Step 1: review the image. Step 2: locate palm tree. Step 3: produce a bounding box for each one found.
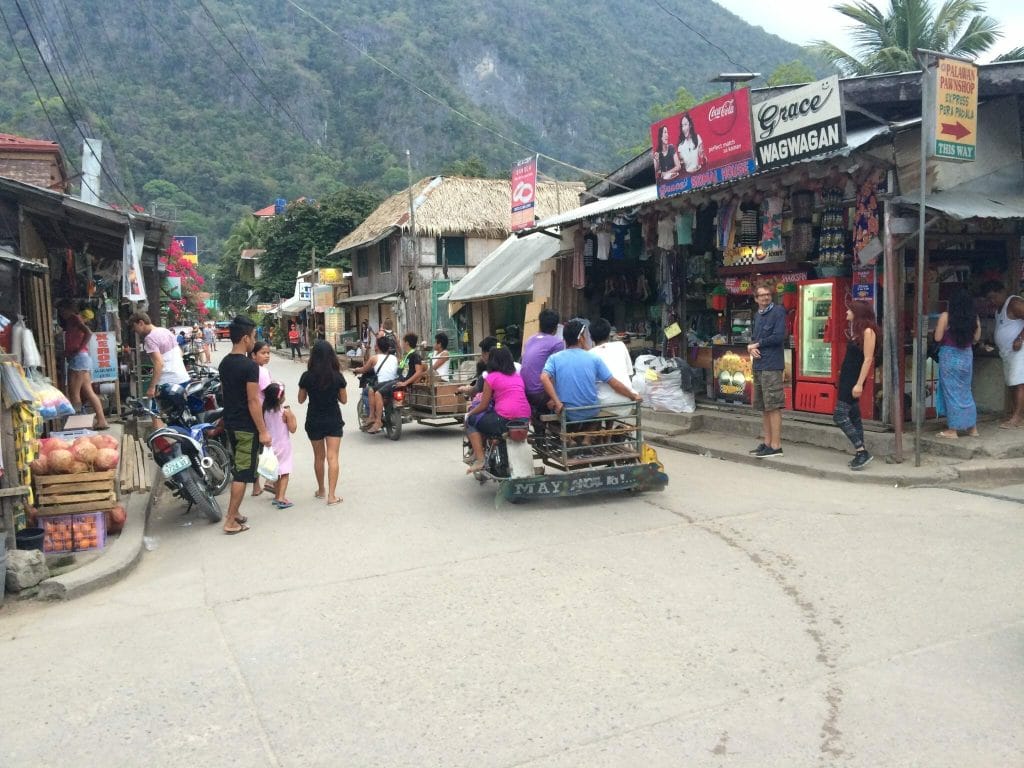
[811,0,1003,75]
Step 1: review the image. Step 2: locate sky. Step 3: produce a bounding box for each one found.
[714,0,1024,65]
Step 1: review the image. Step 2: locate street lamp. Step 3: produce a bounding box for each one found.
[711,72,760,91]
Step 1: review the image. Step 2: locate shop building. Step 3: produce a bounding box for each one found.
[526,62,1024,457]
[328,176,582,346]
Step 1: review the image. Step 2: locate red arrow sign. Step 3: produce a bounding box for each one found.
[940,121,971,140]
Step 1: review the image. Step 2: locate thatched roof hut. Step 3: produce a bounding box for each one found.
[329,176,583,256]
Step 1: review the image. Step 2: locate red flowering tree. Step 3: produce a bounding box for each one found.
[164,239,209,325]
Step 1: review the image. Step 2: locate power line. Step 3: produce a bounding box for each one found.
[12,0,135,206]
[195,0,314,145]
[652,0,754,74]
[282,0,632,191]
[0,3,112,207]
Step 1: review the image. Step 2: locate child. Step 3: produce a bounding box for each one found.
[262,382,297,508]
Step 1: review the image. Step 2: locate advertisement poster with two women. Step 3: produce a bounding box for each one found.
[650,89,756,199]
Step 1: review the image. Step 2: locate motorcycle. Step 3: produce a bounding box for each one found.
[125,398,224,522]
[357,376,404,441]
[466,418,532,481]
[136,383,232,496]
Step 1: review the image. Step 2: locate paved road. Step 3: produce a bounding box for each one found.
[2,349,1022,767]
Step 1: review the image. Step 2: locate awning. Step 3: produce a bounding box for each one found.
[0,245,48,273]
[336,291,399,305]
[277,296,310,315]
[533,186,658,230]
[446,232,560,303]
[894,162,1024,220]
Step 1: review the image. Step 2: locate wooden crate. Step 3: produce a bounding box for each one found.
[34,470,117,516]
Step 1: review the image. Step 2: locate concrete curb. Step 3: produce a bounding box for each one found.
[648,434,961,487]
[37,470,161,601]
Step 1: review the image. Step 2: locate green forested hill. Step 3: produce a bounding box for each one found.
[0,0,816,257]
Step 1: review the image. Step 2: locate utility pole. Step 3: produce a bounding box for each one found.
[310,245,317,344]
[406,149,419,334]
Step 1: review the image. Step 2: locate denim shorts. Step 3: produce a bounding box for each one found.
[67,351,92,371]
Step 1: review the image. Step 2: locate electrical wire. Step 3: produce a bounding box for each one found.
[12,0,135,206]
[0,3,113,208]
[282,0,632,191]
[195,0,314,145]
[652,0,754,74]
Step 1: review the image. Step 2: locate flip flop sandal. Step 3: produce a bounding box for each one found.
[327,498,343,506]
[236,516,248,524]
[224,524,250,535]
[274,500,294,509]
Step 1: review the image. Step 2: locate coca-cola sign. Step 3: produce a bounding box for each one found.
[753,76,846,170]
[650,89,756,199]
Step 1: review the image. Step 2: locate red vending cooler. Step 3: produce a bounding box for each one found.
[794,278,875,419]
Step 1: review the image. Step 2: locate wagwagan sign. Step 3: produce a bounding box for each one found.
[753,76,846,170]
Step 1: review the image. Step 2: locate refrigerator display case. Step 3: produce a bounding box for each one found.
[795,278,874,418]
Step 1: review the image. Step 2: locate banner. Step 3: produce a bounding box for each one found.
[928,57,977,161]
[88,331,117,383]
[313,284,334,311]
[122,225,146,301]
[173,236,199,265]
[510,156,538,231]
[650,89,756,199]
[753,76,845,170]
[161,276,182,299]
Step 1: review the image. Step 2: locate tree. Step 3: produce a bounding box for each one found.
[811,0,1003,75]
[215,215,268,313]
[767,60,817,86]
[163,239,209,325]
[254,188,381,300]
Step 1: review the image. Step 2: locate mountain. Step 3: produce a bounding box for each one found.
[0,0,817,257]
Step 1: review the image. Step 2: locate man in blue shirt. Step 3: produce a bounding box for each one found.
[748,284,788,457]
[541,319,640,425]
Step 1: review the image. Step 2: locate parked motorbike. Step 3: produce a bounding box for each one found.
[131,382,232,494]
[125,398,224,522]
[357,376,404,441]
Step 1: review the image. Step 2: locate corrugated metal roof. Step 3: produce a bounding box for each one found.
[895,161,1024,220]
[447,232,560,302]
[336,291,399,305]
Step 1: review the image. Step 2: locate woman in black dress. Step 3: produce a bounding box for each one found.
[834,301,878,470]
[297,340,348,504]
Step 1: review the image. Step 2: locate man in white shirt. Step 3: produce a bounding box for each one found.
[129,311,191,398]
[588,318,636,407]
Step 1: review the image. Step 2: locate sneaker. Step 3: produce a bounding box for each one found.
[755,446,784,458]
[850,451,873,470]
[748,442,767,454]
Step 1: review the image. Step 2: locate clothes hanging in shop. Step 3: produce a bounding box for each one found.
[657,214,675,250]
[739,202,760,246]
[596,229,612,261]
[760,196,783,253]
[583,232,597,267]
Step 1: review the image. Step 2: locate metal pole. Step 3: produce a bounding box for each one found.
[406,149,417,334]
[311,246,317,343]
[914,54,931,467]
[882,199,903,462]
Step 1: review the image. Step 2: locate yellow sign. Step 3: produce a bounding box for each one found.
[318,267,342,284]
[183,253,198,265]
[664,322,682,339]
[932,57,977,161]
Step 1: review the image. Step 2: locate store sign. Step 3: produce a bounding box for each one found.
[173,236,199,265]
[650,89,756,199]
[510,156,538,231]
[852,267,875,301]
[256,303,274,313]
[313,284,334,311]
[753,76,845,170]
[928,57,977,161]
[318,267,342,284]
[89,331,117,383]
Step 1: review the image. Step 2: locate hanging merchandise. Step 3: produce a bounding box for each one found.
[675,210,694,246]
[21,327,42,369]
[595,225,612,261]
[760,196,784,253]
[716,198,740,251]
[583,232,597,268]
[853,173,882,265]
[14,401,42,505]
[26,371,76,420]
[571,235,585,290]
[635,274,651,302]
[739,201,760,246]
[11,317,24,360]
[122,223,147,302]
[657,213,675,250]
[611,223,628,260]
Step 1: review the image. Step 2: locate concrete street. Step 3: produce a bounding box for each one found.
[1,347,1022,767]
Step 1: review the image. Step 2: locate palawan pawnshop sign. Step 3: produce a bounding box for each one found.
[753,76,845,170]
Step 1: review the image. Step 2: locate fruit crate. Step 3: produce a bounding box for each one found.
[34,470,117,516]
[40,511,107,554]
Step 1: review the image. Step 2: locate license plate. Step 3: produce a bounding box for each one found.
[161,455,192,477]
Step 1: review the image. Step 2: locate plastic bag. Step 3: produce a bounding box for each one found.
[21,328,42,369]
[257,447,279,481]
[27,372,75,419]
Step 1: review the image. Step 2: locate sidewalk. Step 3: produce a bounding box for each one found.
[642,406,1024,489]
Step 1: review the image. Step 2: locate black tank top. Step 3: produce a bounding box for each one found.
[838,341,864,404]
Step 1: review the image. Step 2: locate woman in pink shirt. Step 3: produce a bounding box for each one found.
[464,345,531,473]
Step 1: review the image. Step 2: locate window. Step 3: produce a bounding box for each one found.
[378,240,391,273]
[355,251,368,277]
[435,236,466,267]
